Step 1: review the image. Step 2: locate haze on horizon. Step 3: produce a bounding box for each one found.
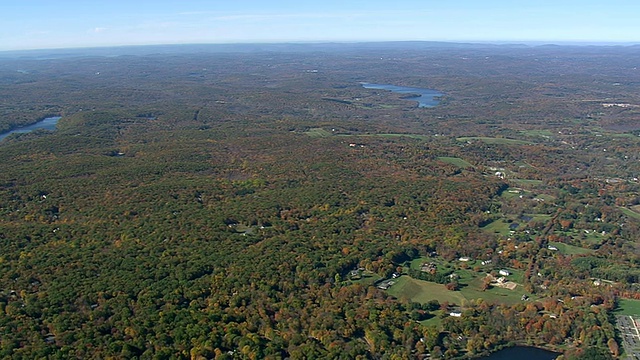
[2,0,640,51]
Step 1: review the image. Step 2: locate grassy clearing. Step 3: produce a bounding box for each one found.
[616,299,640,316]
[351,272,381,286]
[556,229,604,245]
[482,219,512,236]
[437,157,473,168]
[409,257,455,273]
[304,128,332,138]
[419,314,442,327]
[510,179,544,186]
[500,188,525,200]
[387,274,529,306]
[460,277,526,306]
[548,241,594,255]
[519,129,554,138]
[387,276,466,304]
[335,133,432,140]
[369,133,431,140]
[620,207,640,221]
[396,259,531,306]
[457,137,533,145]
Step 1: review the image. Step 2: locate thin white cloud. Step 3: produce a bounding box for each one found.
[178,11,219,16]
[211,12,364,22]
[93,27,108,33]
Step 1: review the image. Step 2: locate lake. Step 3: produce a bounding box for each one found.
[361,83,442,107]
[0,116,61,141]
[479,346,560,360]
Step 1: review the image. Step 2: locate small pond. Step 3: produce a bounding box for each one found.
[478,346,559,360]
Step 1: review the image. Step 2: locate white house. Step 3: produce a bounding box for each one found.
[499,269,510,276]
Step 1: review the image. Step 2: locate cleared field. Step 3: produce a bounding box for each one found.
[387,275,529,306]
[510,178,544,186]
[367,133,431,140]
[456,137,533,145]
[386,276,465,304]
[351,272,381,286]
[334,133,432,140]
[482,219,512,236]
[616,299,640,316]
[437,156,473,168]
[620,207,640,221]
[519,129,554,138]
[304,128,332,138]
[419,315,442,327]
[460,276,526,306]
[548,241,593,255]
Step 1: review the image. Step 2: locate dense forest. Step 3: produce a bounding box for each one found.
[1,43,640,359]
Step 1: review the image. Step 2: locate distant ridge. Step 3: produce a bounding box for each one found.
[1,41,639,59]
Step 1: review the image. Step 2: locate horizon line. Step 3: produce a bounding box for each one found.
[2,39,640,54]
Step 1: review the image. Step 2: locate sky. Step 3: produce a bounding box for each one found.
[2,0,640,51]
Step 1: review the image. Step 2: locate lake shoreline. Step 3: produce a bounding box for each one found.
[0,116,61,141]
[360,82,443,108]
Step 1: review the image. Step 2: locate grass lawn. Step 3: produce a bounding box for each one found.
[409,257,455,273]
[460,278,527,306]
[620,207,640,221]
[367,133,431,140]
[419,315,442,327]
[351,272,381,286]
[615,299,640,316]
[335,133,432,140]
[548,241,593,255]
[437,156,474,168]
[304,128,332,138]
[456,137,533,145]
[481,219,513,236]
[386,276,465,304]
[510,178,544,186]
[531,214,552,222]
[519,129,555,138]
[388,269,530,306]
[555,229,603,245]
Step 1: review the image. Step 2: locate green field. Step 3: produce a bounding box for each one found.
[437,156,473,168]
[548,241,593,255]
[519,129,555,138]
[387,274,529,306]
[409,257,456,273]
[387,276,466,304]
[419,315,442,327]
[304,128,332,138]
[620,207,640,221]
[510,178,544,186]
[456,137,533,145]
[351,272,381,286]
[482,219,513,236]
[459,277,526,306]
[616,299,640,316]
[366,133,431,140]
[334,133,432,140]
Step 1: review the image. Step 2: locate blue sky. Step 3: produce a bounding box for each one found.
[2,0,640,51]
